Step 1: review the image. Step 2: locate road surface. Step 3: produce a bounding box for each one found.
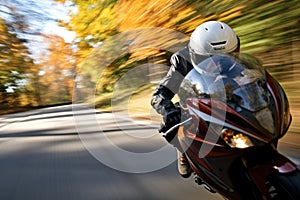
[0,105,223,200]
[0,105,299,200]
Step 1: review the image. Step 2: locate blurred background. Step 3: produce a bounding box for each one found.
[0,0,300,134]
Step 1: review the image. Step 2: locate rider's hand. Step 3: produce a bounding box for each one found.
[159,108,181,142]
[157,102,181,142]
[163,108,181,127]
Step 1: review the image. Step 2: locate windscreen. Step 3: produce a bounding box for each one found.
[178,53,269,112]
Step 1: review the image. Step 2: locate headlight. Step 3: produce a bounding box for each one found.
[221,128,254,149]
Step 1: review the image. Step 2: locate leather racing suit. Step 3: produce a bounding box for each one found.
[151,46,195,115]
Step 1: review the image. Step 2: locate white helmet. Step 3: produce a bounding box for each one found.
[189,21,239,56]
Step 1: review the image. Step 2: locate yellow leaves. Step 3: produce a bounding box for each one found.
[35,34,75,103]
[115,0,189,31]
[114,0,245,36]
[70,0,252,72]
[54,0,67,3]
[175,6,196,22]
[219,5,245,18]
[218,5,245,21]
[70,0,253,103]
[71,1,117,37]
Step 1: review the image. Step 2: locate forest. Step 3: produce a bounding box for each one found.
[1,0,300,133]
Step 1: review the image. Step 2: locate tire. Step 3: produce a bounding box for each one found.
[266,170,300,200]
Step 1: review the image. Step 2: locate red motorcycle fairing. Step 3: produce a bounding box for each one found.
[177,125,240,197]
[179,97,297,199]
[185,98,272,143]
[178,123,252,199]
[248,152,298,198]
[266,71,292,137]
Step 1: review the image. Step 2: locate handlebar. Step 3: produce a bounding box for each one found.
[162,117,192,137]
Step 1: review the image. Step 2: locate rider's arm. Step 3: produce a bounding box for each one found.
[151,48,192,115]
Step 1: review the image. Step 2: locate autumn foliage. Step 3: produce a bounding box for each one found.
[0,0,300,120]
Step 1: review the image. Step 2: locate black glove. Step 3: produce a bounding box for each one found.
[163,108,181,127]
[159,108,181,143]
[158,122,177,143]
[158,102,181,142]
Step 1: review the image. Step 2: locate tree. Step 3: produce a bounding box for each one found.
[56,0,119,64]
[56,0,300,109]
[1,1,78,108]
[0,17,34,108]
[35,34,75,104]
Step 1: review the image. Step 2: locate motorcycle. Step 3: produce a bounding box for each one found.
[162,53,300,200]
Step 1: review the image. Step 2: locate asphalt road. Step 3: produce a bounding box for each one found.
[0,105,299,200]
[0,105,222,200]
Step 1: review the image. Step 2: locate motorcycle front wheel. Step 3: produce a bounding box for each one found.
[265,170,300,200]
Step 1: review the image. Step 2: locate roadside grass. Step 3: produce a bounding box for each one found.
[0,102,72,116]
[94,83,162,122]
[127,86,161,121]
[0,107,34,115]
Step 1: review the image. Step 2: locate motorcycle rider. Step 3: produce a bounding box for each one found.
[151,21,240,178]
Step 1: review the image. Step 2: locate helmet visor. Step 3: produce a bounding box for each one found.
[191,53,236,76]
